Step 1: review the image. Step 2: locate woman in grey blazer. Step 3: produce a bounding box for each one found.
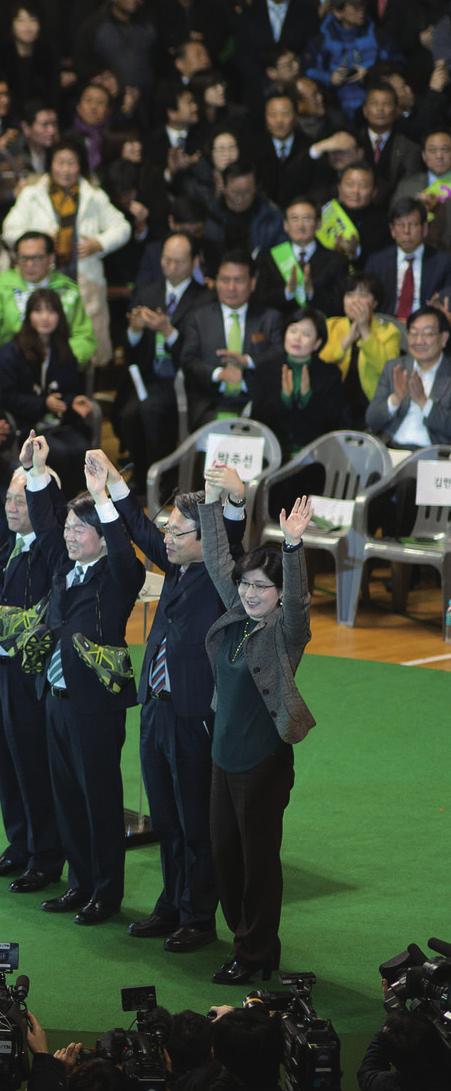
[199,470,315,985]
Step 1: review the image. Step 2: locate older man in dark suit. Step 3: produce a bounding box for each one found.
[0,468,63,893]
[113,231,210,492]
[181,249,284,430]
[87,450,246,952]
[20,433,145,924]
[365,198,451,318]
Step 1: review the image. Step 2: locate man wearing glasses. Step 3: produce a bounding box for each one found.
[0,232,95,366]
[87,450,246,952]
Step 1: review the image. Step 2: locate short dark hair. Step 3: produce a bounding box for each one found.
[167,1011,213,1077]
[212,1008,283,1090]
[284,195,320,218]
[389,196,427,224]
[285,305,328,351]
[218,249,255,276]
[406,305,450,335]
[163,83,194,115]
[67,493,103,537]
[332,0,365,10]
[421,128,451,150]
[174,491,204,539]
[68,1057,126,1091]
[78,81,112,107]
[364,79,398,107]
[265,89,297,109]
[223,160,256,186]
[339,159,374,182]
[171,194,207,225]
[342,272,383,309]
[20,98,56,126]
[15,231,54,255]
[50,137,89,180]
[233,545,283,591]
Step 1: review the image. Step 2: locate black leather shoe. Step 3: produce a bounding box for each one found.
[164,926,217,952]
[0,853,24,876]
[9,867,60,893]
[212,959,272,985]
[41,888,89,912]
[74,898,120,925]
[128,913,178,938]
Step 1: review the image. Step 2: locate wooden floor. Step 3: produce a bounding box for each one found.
[101,419,451,673]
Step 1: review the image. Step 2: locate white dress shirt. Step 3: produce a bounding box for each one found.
[389,355,442,447]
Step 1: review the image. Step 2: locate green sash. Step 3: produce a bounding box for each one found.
[270,242,306,305]
[316,199,359,251]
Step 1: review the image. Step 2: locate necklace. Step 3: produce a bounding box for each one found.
[231,618,253,662]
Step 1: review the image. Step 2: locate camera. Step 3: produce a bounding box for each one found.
[243,971,342,1090]
[379,934,451,1054]
[0,942,30,1091]
[80,984,170,1089]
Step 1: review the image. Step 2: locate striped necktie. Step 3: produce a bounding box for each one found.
[150,635,167,693]
[5,535,25,569]
[47,564,84,688]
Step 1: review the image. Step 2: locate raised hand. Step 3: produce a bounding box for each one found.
[392,363,409,403]
[86,449,121,485]
[204,463,245,504]
[31,434,49,475]
[279,495,313,544]
[84,456,108,500]
[19,429,36,469]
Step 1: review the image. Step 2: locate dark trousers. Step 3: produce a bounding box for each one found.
[0,659,62,872]
[141,696,217,927]
[210,747,294,967]
[45,693,126,905]
[118,383,178,491]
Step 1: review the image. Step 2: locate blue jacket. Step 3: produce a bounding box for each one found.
[304,12,393,117]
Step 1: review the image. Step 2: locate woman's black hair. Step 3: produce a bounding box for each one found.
[233,546,283,592]
[284,305,328,351]
[341,272,383,310]
[50,136,90,181]
[15,287,73,368]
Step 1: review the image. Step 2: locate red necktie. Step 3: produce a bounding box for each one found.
[378,0,388,17]
[373,137,384,164]
[396,257,414,320]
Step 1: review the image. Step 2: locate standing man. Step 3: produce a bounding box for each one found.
[87,450,246,951]
[20,433,145,924]
[0,468,63,892]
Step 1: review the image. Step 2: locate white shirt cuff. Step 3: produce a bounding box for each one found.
[26,470,51,491]
[387,395,399,416]
[95,498,120,523]
[127,328,143,345]
[212,367,223,383]
[108,479,130,501]
[223,500,245,521]
[166,328,179,347]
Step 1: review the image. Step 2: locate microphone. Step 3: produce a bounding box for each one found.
[428,937,451,959]
[15,975,30,1001]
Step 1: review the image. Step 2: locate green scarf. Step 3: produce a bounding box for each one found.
[281,354,313,408]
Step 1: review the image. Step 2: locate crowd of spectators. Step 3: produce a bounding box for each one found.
[0,0,450,496]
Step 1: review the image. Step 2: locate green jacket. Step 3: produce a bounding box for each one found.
[0,268,96,366]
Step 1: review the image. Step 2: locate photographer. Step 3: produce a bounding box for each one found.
[26,1011,80,1091]
[210,1007,283,1091]
[357,1010,451,1090]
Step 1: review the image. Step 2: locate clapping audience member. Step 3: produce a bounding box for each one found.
[365,197,451,318]
[321,273,401,428]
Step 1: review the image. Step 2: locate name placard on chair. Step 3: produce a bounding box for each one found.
[416,460,451,506]
[205,433,265,482]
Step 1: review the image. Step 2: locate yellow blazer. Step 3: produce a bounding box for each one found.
[320,316,401,402]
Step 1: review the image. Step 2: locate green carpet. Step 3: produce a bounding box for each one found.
[1,651,450,1089]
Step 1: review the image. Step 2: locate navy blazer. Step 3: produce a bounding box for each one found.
[26,481,145,713]
[0,478,65,609]
[365,245,451,314]
[114,490,245,714]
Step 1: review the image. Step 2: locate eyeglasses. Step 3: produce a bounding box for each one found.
[238,579,276,592]
[408,328,440,340]
[160,522,197,540]
[18,254,48,264]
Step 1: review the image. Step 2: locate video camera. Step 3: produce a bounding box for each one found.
[0,942,30,1091]
[80,985,170,1089]
[243,971,341,1090]
[380,935,451,1054]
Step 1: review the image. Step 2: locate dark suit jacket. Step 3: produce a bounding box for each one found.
[128,277,211,384]
[235,0,319,110]
[180,299,284,429]
[0,479,65,609]
[365,244,451,314]
[251,129,308,205]
[113,489,245,714]
[358,128,423,206]
[255,241,348,316]
[392,172,451,251]
[366,353,451,445]
[26,480,145,713]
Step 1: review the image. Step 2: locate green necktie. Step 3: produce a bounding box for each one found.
[5,535,25,569]
[225,312,243,395]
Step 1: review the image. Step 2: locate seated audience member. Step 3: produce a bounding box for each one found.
[325,161,391,265]
[250,90,307,205]
[0,232,95,367]
[365,197,451,318]
[143,85,202,175]
[273,306,349,457]
[15,97,59,176]
[303,0,393,120]
[376,63,450,142]
[281,130,364,208]
[203,162,285,257]
[181,249,283,429]
[358,80,423,207]
[0,3,59,113]
[294,76,347,144]
[392,130,451,250]
[172,127,241,216]
[2,138,131,366]
[366,304,451,448]
[134,195,221,290]
[321,273,401,429]
[113,232,210,493]
[0,289,93,498]
[255,196,348,317]
[189,71,248,146]
[234,0,319,113]
[264,46,301,92]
